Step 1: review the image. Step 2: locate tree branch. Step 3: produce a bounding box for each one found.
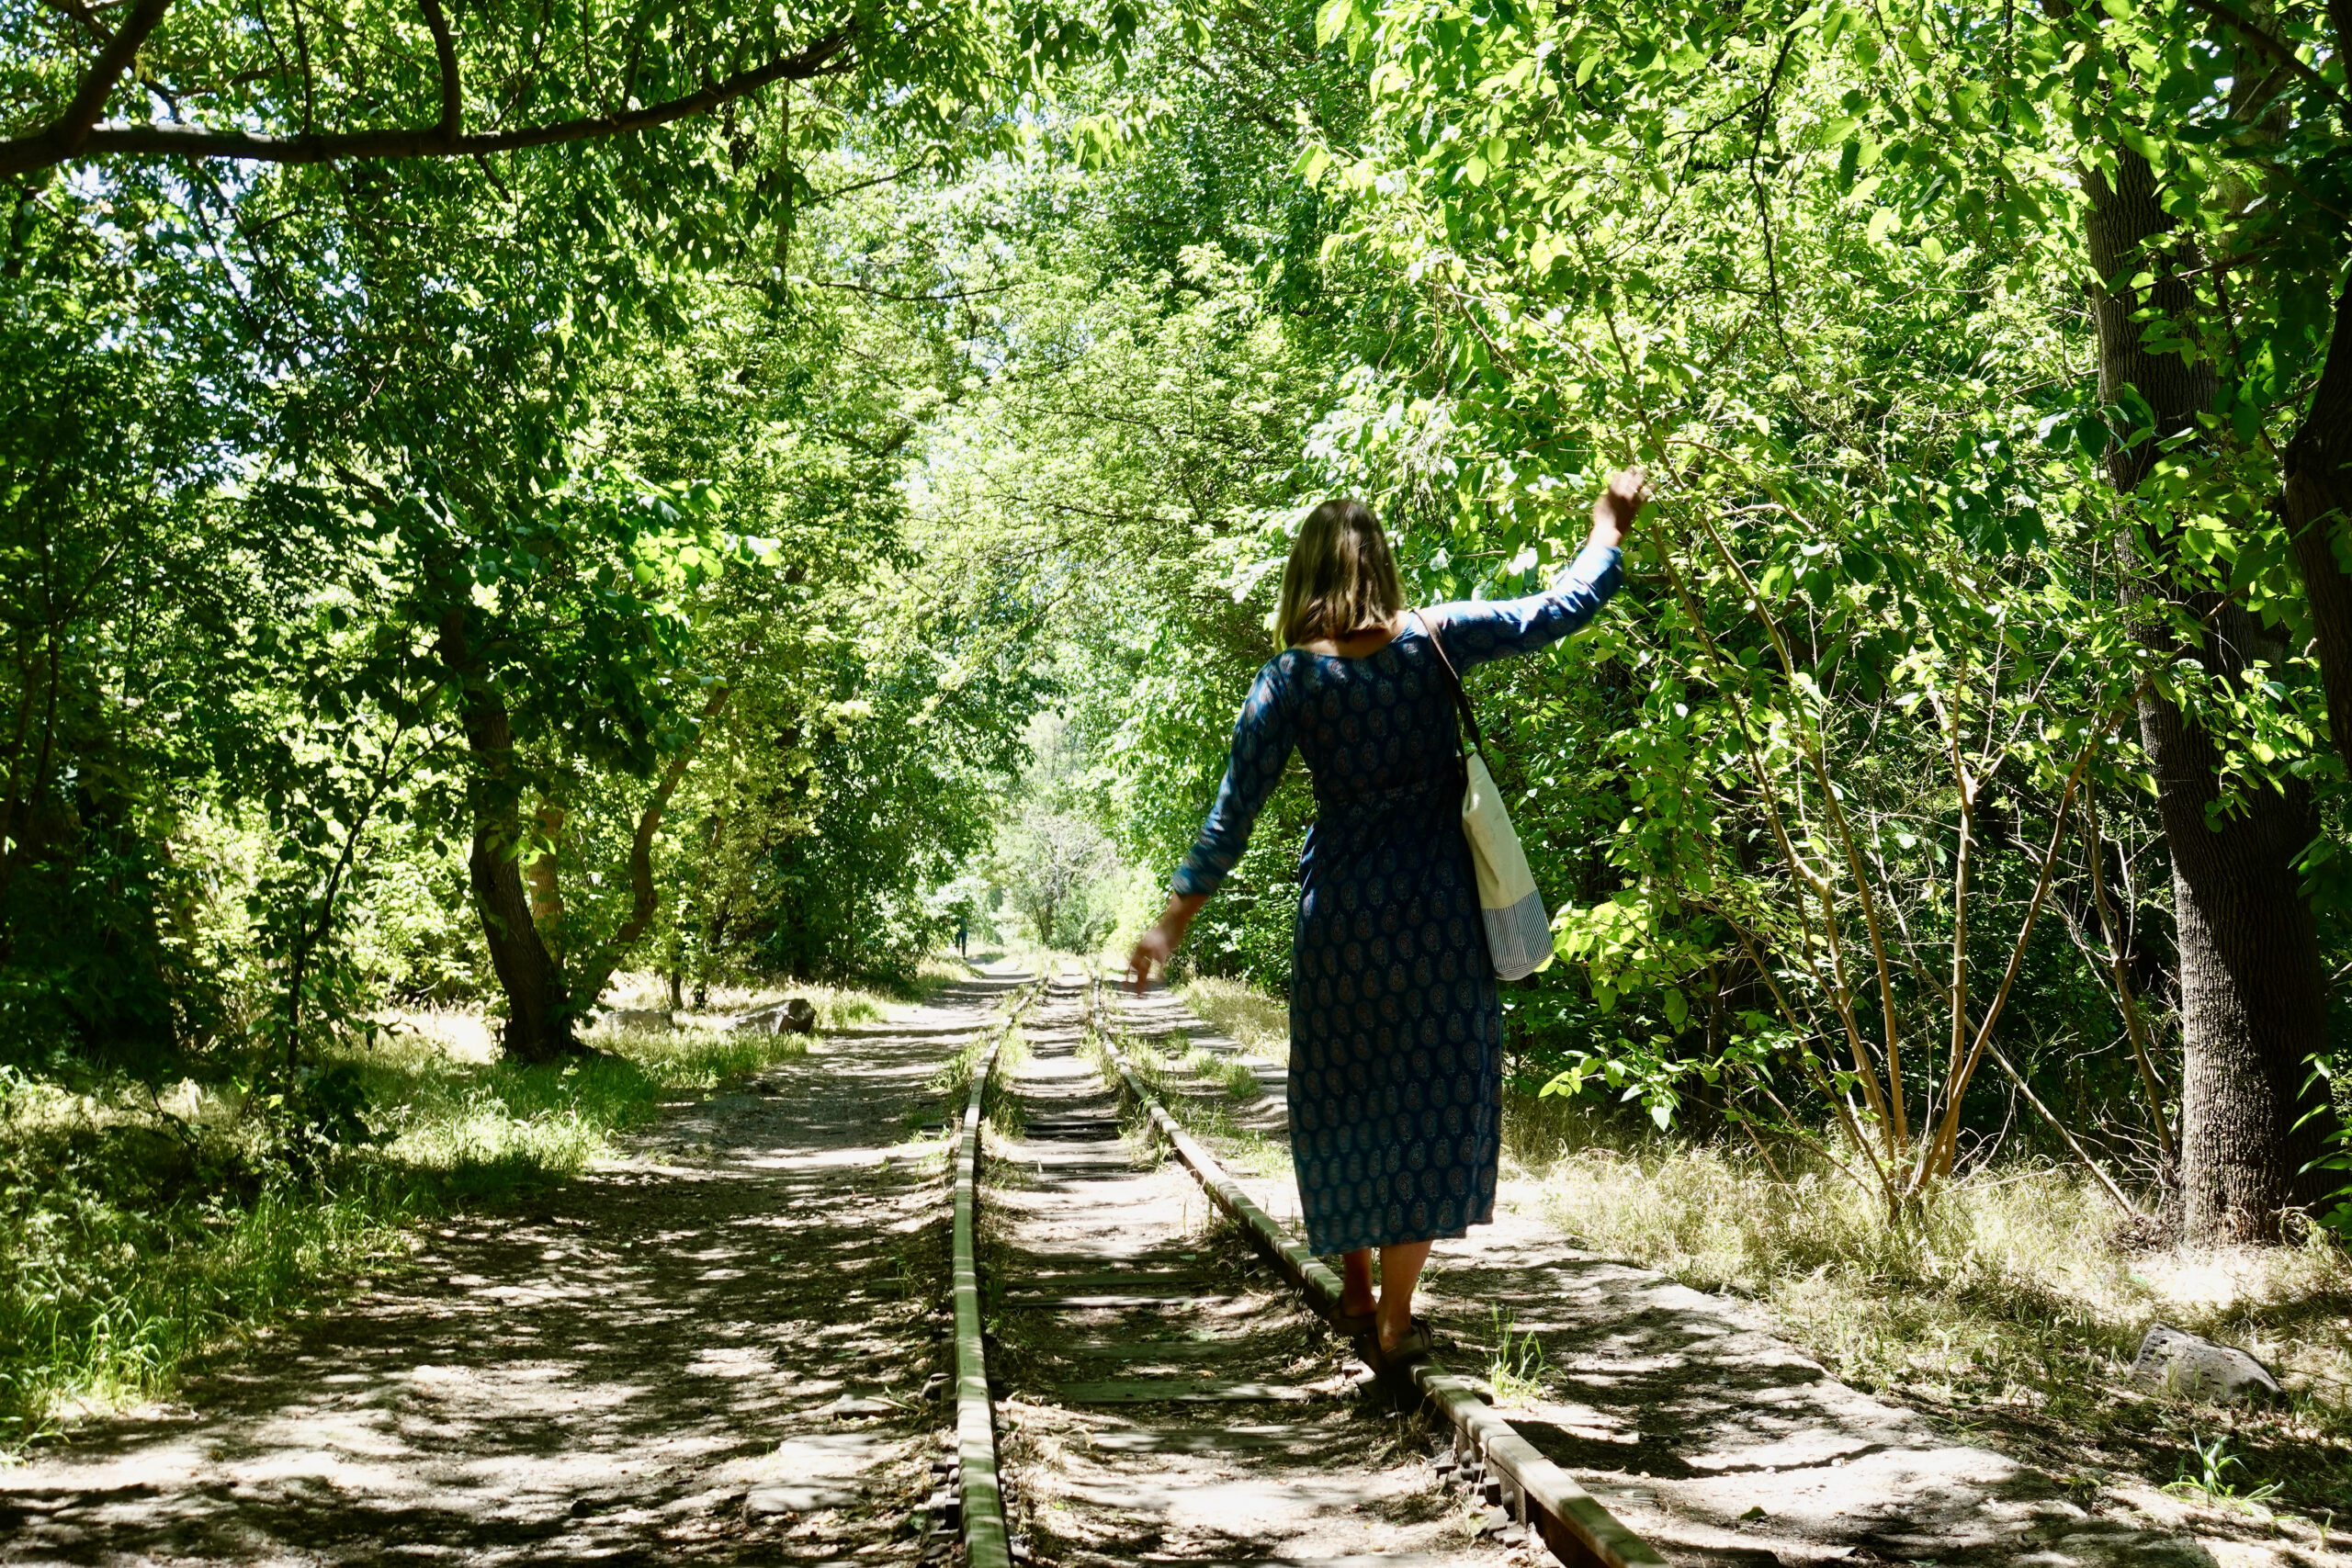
[17,0,175,171]
[0,22,853,176]
[798,277,1012,301]
[576,685,731,1010]
[2173,0,2352,119]
[35,0,111,46]
[418,0,461,142]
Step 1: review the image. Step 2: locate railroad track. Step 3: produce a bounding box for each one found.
[930,970,1661,1568]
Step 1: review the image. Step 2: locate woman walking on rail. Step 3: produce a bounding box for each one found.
[1126,470,1645,1366]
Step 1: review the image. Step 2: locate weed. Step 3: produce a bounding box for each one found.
[1483,1306,1549,1404]
[930,992,1030,1141]
[2165,1429,2283,1509]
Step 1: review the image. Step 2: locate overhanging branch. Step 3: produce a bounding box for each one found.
[2174,0,2352,119]
[0,22,854,176]
[14,0,176,173]
[418,0,461,142]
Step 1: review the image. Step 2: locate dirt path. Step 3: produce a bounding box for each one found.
[1,973,1026,1566]
[989,975,1510,1567]
[1101,979,2349,1568]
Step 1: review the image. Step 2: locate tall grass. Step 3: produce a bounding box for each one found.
[1508,1089,2352,1512]
[1,976,913,1449]
[1178,976,1289,1064]
[0,1157,410,1446]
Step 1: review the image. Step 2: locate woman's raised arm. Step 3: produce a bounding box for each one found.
[1428,468,1645,671]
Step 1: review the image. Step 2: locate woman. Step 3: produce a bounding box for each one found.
[1126,470,1645,1365]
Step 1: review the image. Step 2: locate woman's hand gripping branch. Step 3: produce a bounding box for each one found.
[1589,466,1647,552]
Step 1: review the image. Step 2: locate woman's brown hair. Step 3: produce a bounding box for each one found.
[1273,498,1403,649]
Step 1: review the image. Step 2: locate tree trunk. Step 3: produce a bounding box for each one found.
[2087,149,2334,1239]
[2139,629,2333,1238]
[2283,273,2352,781]
[571,686,730,1014]
[527,802,567,953]
[439,613,575,1065]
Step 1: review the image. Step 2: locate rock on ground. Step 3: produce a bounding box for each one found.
[2129,1325,2286,1408]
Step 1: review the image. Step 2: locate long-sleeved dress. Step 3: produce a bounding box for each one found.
[1172,541,1623,1256]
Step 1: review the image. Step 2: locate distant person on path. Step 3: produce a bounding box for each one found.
[957,916,969,958]
[1127,471,1645,1366]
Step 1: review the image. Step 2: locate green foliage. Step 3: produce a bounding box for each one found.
[8,0,2352,1445]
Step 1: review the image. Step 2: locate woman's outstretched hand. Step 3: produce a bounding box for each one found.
[1126,893,1207,995]
[1589,467,1649,552]
[1126,924,1175,995]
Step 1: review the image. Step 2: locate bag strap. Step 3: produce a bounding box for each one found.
[1411,610,1487,760]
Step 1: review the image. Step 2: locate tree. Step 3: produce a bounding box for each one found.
[998,806,1117,949]
[1282,0,2343,1229]
[0,0,1124,179]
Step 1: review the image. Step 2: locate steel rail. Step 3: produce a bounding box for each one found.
[948,975,1043,1568]
[1085,978,1667,1568]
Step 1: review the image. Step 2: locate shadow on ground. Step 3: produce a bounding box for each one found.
[0,973,1029,1566]
[1104,979,2349,1568]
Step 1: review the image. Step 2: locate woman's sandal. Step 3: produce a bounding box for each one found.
[1330,1303,1378,1340]
[1374,1315,1437,1371]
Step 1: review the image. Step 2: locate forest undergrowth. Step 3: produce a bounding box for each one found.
[1505,1093,2352,1518]
[0,969,936,1452]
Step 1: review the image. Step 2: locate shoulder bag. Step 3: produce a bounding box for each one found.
[1413,612,1555,981]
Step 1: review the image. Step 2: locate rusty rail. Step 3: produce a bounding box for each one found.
[1085,976,1666,1568]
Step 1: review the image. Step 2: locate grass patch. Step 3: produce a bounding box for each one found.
[0,1109,414,1449]
[1510,1096,2352,1519]
[1178,976,1289,1064]
[931,989,1030,1142]
[0,980,926,1450]
[1086,1021,1294,1181]
[597,968,939,1027]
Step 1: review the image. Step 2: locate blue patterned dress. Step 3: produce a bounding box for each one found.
[1172,542,1623,1256]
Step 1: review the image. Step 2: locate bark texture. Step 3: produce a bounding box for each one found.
[2283,274,2352,782]
[2086,149,2333,1239]
[440,614,576,1065]
[2139,609,2333,1238]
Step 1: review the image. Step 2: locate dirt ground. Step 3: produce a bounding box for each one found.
[1102,978,2352,1568]
[0,972,1031,1566]
[7,965,2342,1568]
[987,974,1517,1568]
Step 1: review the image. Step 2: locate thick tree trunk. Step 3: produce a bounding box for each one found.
[2283,274,2352,780]
[2140,612,2334,1238]
[2086,149,2334,1239]
[439,614,575,1065]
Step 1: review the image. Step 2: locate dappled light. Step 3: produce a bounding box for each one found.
[7,0,2352,1559]
[1,977,1025,1562]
